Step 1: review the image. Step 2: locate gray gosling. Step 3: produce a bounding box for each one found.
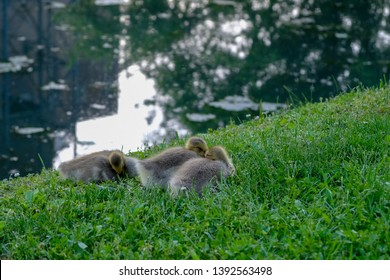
[135,137,208,189]
[168,146,235,197]
[57,150,137,183]
[57,136,207,185]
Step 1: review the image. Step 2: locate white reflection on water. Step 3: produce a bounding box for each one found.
[95,0,129,6]
[53,66,164,167]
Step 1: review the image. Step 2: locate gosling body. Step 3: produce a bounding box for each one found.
[58,150,138,183]
[58,150,118,183]
[136,137,208,188]
[168,146,235,197]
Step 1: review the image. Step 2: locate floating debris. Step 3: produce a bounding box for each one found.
[51,1,66,9]
[90,104,106,110]
[13,127,45,135]
[209,95,287,112]
[41,81,69,91]
[9,56,34,67]
[186,113,216,122]
[8,169,20,177]
[92,81,108,88]
[261,102,288,112]
[0,63,12,73]
[0,56,34,73]
[209,95,259,111]
[95,0,128,6]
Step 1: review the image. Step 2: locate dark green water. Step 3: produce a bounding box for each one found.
[1,0,389,178]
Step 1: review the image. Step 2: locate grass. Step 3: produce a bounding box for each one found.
[0,84,389,260]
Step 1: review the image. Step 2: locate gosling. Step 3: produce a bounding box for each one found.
[57,150,137,183]
[168,145,235,197]
[135,136,208,188]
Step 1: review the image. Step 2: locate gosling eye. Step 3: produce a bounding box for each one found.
[205,153,214,159]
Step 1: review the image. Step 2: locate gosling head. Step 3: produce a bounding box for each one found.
[205,146,230,164]
[205,146,235,175]
[108,151,125,174]
[185,137,208,157]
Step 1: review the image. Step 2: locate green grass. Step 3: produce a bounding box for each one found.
[0,84,389,260]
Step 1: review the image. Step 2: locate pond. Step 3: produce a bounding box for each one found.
[1,0,389,179]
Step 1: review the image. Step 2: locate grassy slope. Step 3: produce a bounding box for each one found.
[0,85,389,260]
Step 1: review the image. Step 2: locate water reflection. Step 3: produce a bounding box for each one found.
[53,66,179,168]
[1,0,389,179]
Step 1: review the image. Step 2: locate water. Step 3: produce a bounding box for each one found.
[1,0,389,179]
